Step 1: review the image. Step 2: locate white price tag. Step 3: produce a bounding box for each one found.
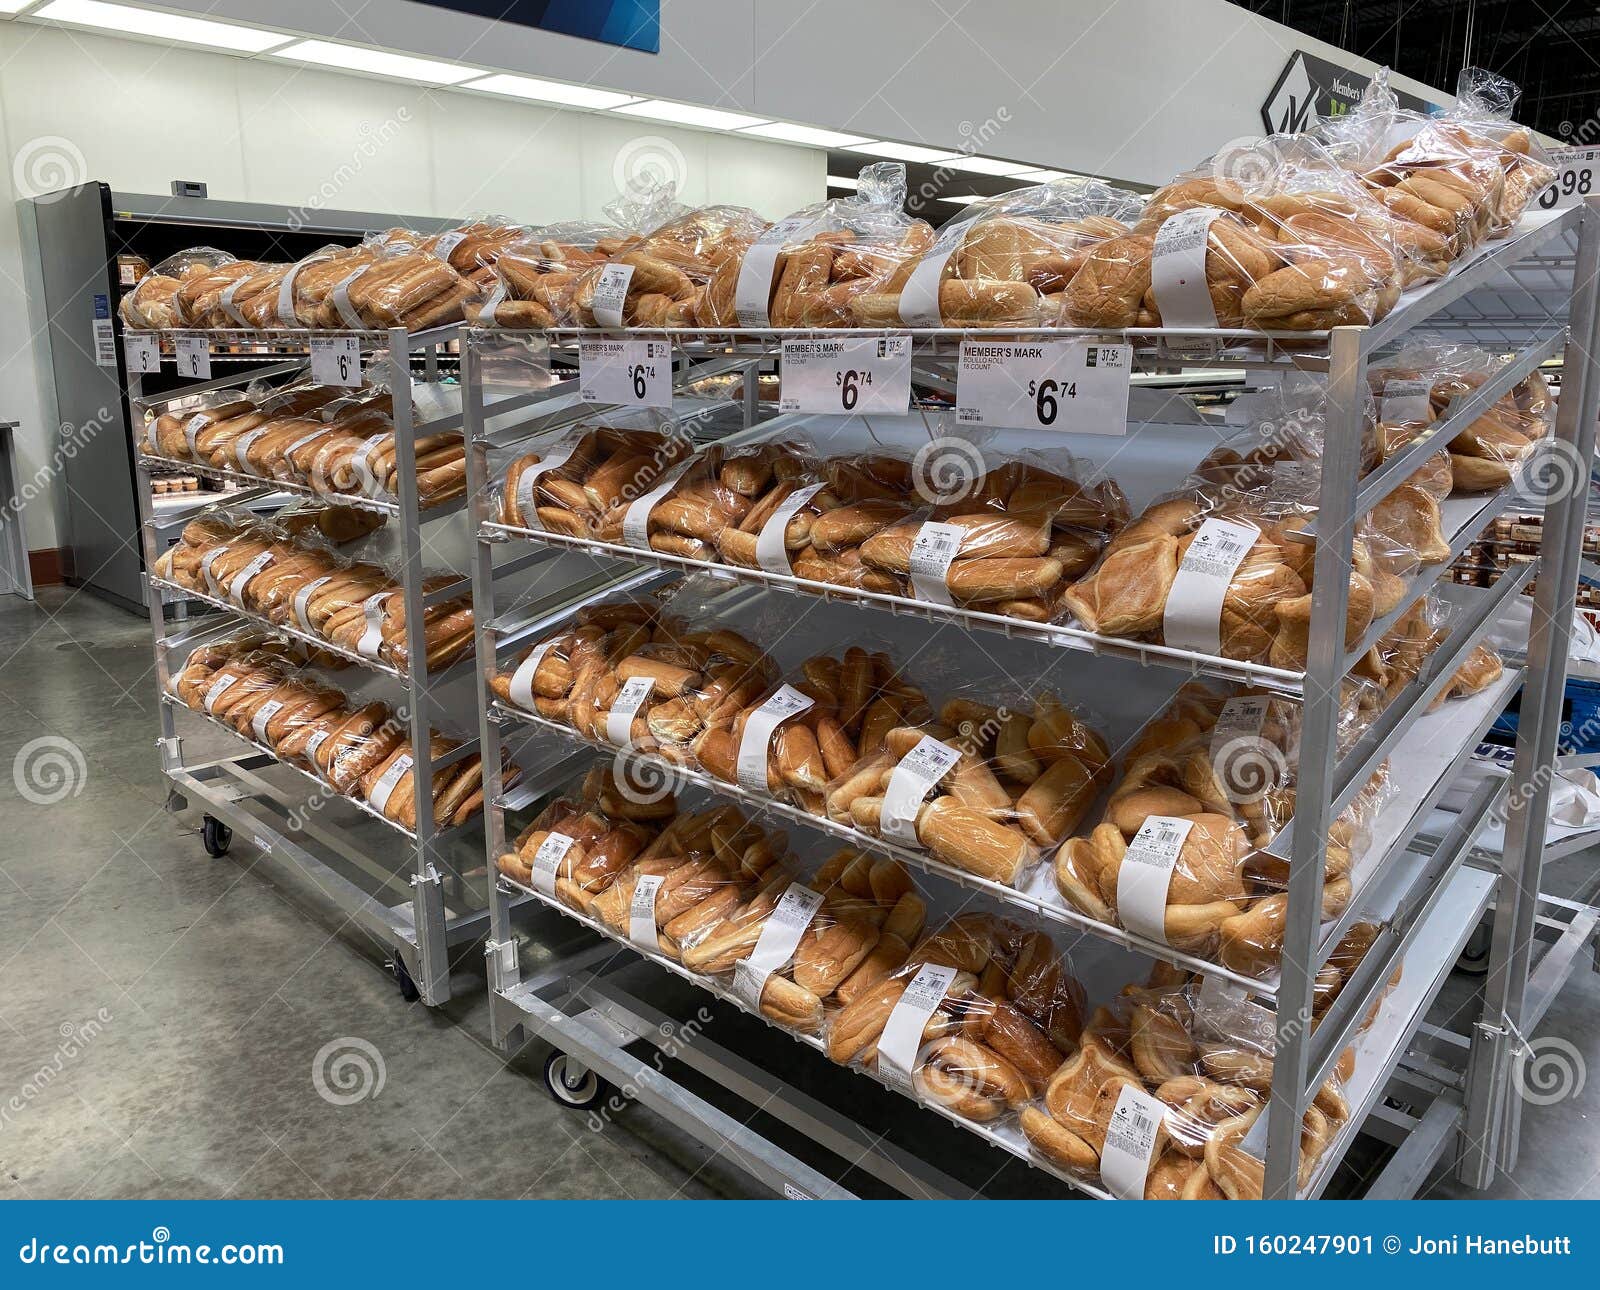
[175,335,211,380]
[590,263,635,328]
[1537,147,1599,213]
[780,336,911,416]
[1150,207,1226,329]
[226,550,274,604]
[881,736,962,845]
[251,699,285,745]
[735,685,815,793]
[578,339,672,409]
[1116,814,1195,945]
[955,339,1131,435]
[201,671,239,714]
[311,335,362,387]
[529,831,575,897]
[877,963,958,1094]
[1161,517,1261,654]
[125,331,162,374]
[1100,1084,1167,1199]
[629,873,665,950]
[367,752,413,815]
[907,520,965,607]
[1379,377,1432,425]
[605,675,655,748]
[730,882,824,1008]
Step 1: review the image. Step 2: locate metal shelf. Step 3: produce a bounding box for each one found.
[136,451,466,520]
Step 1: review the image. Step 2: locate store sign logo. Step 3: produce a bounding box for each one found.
[1261,51,1437,133]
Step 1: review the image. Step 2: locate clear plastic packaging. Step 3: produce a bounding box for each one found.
[118,248,238,330]
[476,221,630,328]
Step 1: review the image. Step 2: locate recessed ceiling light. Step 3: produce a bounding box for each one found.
[738,122,871,147]
[938,194,994,205]
[611,99,769,130]
[939,157,1034,176]
[844,141,959,164]
[826,175,860,190]
[1013,168,1070,181]
[464,73,638,109]
[0,0,43,12]
[271,39,478,85]
[34,0,289,50]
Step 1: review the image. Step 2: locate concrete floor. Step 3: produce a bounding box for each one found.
[1,584,1598,1200]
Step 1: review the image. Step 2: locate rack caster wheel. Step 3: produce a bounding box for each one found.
[543,1050,606,1110]
[389,955,420,1003]
[1456,923,1492,976]
[200,815,232,857]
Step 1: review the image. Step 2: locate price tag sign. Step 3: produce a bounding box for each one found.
[175,335,211,380]
[1538,147,1598,212]
[310,335,362,387]
[125,331,161,374]
[578,338,672,408]
[955,339,1131,434]
[780,336,911,415]
[91,294,116,367]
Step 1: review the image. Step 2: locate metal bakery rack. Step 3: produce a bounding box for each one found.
[461,197,1600,1200]
[129,325,492,1006]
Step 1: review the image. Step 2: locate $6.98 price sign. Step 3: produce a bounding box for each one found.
[579,339,673,408]
[955,338,1131,434]
[780,336,911,415]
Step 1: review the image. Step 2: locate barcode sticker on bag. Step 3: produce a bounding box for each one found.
[1210,695,1270,757]
[907,520,965,607]
[251,699,285,745]
[1150,207,1226,330]
[590,263,635,329]
[367,752,413,814]
[355,593,389,660]
[292,576,332,633]
[507,640,558,711]
[730,882,824,1009]
[1380,377,1432,426]
[233,427,270,473]
[199,547,230,596]
[605,676,655,748]
[880,736,962,845]
[756,481,827,575]
[1100,1084,1167,1199]
[877,962,959,1094]
[735,685,815,793]
[202,672,239,714]
[530,831,575,898]
[183,413,210,460]
[305,728,331,762]
[227,551,274,604]
[1116,814,1195,945]
[629,873,665,950]
[1161,516,1261,654]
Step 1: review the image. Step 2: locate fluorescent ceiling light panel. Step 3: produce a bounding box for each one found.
[611,99,768,130]
[845,140,959,164]
[35,0,289,50]
[465,73,638,109]
[272,39,477,84]
[825,175,860,190]
[938,194,993,205]
[738,122,870,147]
[1013,168,1070,180]
[939,156,1034,176]
[0,0,43,12]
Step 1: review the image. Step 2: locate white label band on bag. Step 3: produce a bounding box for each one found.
[1209,695,1270,768]
[512,440,581,531]
[234,427,271,473]
[355,593,389,660]
[367,752,413,814]
[202,672,239,714]
[351,437,387,497]
[472,282,507,325]
[730,882,825,1009]
[735,685,815,793]
[305,728,331,762]
[507,640,558,711]
[605,676,655,748]
[1150,207,1226,330]
[275,261,303,327]
[227,550,274,603]
[629,873,664,950]
[330,270,366,331]
[251,699,285,745]
[877,962,959,1094]
[529,831,575,897]
[591,263,635,328]
[1100,1084,1167,1200]
[184,413,209,459]
[1161,516,1261,655]
[285,426,333,461]
[898,216,978,327]
[734,215,818,327]
[219,278,249,327]
[199,547,230,596]
[881,736,962,845]
[907,520,965,607]
[433,230,468,261]
[1379,377,1432,425]
[292,576,333,633]
[621,456,697,551]
[756,481,827,575]
[1116,814,1195,945]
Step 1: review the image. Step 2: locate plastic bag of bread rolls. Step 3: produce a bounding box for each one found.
[472,220,629,328]
[825,914,1084,1125]
[301,400,468,507]
[696,644,931,814]
[855,175,1140,328]
[357,733,510,830]
[1429,350,1552,492]
[299,237,476,331]
[278,243,381,327]
[490,591,777,764]
[120,247,237,329]
[420,219,527,292]
[827,684,1111,887]
[698,162,935,329]
[494,419,697,546]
